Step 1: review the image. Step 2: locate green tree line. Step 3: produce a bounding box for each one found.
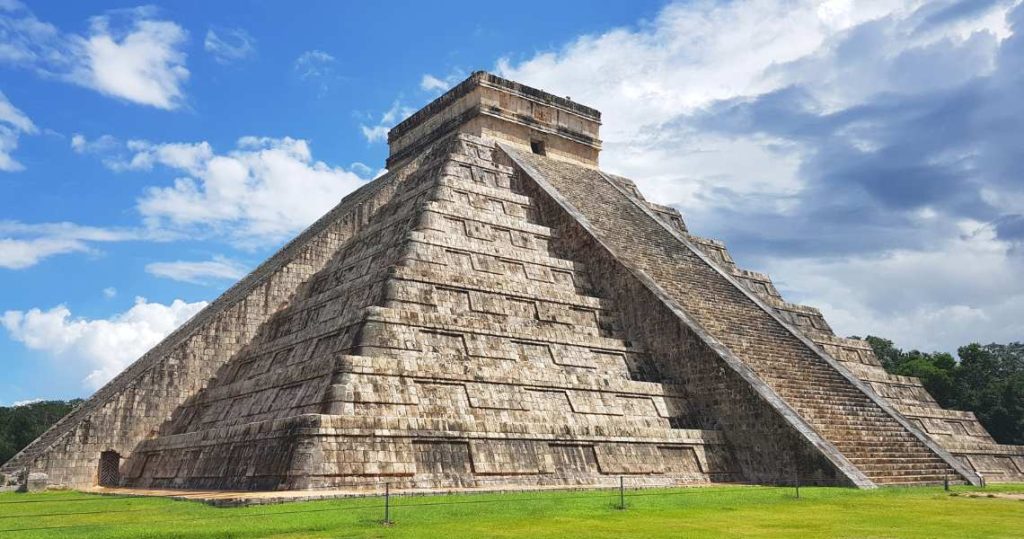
[0,399,81,465]
[863,337,1024,445]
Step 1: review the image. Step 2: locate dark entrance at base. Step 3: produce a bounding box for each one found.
[98,450,121,487]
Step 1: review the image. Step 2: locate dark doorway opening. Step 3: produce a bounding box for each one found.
[530,140,546,155]
[98,450,121,487]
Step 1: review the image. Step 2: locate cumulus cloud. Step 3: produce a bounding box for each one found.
[0,4,189,109]
[294,49,336,96]
[145,255,247,284]
[360,101,414,143]
[76,135,367,245]
[0,221,140,269]
[419,69,467,94]
[2,297,207,389]
[203,27,255,64]
[495,0,1024,352]
[0,91,36,171]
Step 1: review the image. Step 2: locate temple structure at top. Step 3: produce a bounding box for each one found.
[387,72,601,169]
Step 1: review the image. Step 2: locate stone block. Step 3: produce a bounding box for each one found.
[19,472,48,493]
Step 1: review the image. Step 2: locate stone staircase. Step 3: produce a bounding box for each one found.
[504,145,974,487]
[728,334,960,485]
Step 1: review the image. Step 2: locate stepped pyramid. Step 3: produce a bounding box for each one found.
[5,72,1022,493]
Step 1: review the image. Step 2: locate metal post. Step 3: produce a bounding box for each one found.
[944,474,949,491]
[794,467,800,499]
[619,476,625,510]
[383,482,392,525]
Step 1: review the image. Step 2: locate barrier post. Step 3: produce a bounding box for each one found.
[383,482,393,526]
[618,476,626,510]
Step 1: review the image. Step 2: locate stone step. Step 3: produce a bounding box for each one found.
[791,405,890,417]
[819,426,917,437]
[772,384,869,397]
[795,412,896,425]
[782,390,877,401]
[815,427,911,439]
[840,442,937,452]
[847,459,942,467]
[759,363,854,380]
[871,475,960,485]
[791,402,887,413]
[830,437,928,447]
[804,417,898,428]
[841,449,941,460]
[856,465,955,476]
[761,367,849,381]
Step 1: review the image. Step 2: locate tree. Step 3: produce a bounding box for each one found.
[863,337,1024,445]
[0,400,82,465]
[863,336,903,371]
[863,337,957,406]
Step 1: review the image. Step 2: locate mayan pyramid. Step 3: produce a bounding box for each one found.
[4,72,1022,492]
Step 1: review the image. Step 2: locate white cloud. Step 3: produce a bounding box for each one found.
[349,161,373,177]
[70,134,370,244]
[71,134,211,173]
[360,101,414,143]
[11,398,43,407]
[70,133,118,155]
[419,70,466,94]
[0,221,140,269]
[102,287,117,298]
[764,225,1024,352]
[0,4,189,109]
[0,91,35,133]
[294,49,335,96]
[76,12,189,109]
[121,139,213,174]
[89,136,368,244]
[495,0,1012,206]
[420,74,450,92]
[492,0,1024,353]
[0,91,36,171]
[0,237,90,269]
[2,297,207,389]
[204,27,255,64]
[294,49,334,78]
[146,255,247,284]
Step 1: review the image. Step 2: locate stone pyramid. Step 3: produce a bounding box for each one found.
[5,72,1022,493]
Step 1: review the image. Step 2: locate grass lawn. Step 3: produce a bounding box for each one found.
[0,484,1022,538]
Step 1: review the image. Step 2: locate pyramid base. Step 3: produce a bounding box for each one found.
[123,414,743,491]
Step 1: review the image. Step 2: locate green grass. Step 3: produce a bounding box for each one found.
[0,484,1021,538]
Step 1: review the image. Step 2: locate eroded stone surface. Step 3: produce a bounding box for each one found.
[3,71,1019,494]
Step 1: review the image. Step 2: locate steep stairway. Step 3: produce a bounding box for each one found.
[505,146,971,487]
[765,366,959,485]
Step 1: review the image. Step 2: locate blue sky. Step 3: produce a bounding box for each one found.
[2,0,1023,404]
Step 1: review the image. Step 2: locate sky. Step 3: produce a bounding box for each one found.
[1,0,1022,405]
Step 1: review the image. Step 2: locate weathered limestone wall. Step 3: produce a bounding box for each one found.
[122,134,740,492]
[119,140,454,491]
[0,161,414,489]
[505,150,849,486]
